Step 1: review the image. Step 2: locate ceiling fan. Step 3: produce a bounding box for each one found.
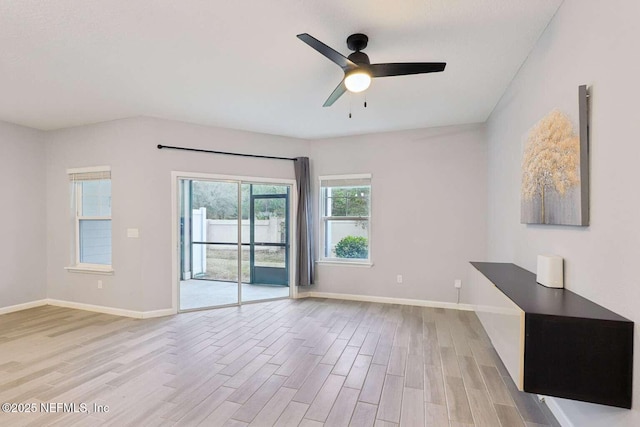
[297,33,446,107]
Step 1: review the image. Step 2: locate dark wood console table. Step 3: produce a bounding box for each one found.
[469,262,633,409]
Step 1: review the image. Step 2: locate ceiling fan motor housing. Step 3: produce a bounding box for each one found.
[347,33,368,52]
[347,51,370,65]
[347,34,370,66]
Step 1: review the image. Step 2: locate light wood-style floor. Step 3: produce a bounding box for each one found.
[0,299,560,426]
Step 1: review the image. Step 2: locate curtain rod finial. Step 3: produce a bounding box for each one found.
[157,144,164,149]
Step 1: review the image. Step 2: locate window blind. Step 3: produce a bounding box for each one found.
[68,169,111,182]
[320,176,370,188]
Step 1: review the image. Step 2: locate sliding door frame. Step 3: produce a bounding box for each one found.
[171,171,298,313]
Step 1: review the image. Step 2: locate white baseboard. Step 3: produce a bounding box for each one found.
[4,292,471,318]
[3,299,178,319]
[47,299,176,319]
[539,396,573,427]
[0,299,48,315]
[47,299,141,318]
[140,308,177,319]
[301,291,475,311]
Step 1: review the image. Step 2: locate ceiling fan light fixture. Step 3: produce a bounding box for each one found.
[344,70,371,93]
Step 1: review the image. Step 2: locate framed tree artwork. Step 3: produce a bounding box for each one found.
[521,85,589,226]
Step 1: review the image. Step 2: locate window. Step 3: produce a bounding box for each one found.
[320,174,371,263]
[68,166,112,272]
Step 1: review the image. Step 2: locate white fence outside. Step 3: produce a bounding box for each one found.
[192,208,207,276]
[206,218,284,244]
[191,208,287,277]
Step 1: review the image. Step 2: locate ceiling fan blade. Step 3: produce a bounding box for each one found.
[370,62,446,78]
[297,33,357,72]
[323,80,347,107]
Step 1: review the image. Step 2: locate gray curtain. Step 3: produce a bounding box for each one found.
[294,157,315,286]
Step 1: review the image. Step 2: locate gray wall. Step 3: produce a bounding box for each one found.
[310,125,487,303]
[485,0,640,425]
[45,117,305,312]
[0,121,46,308]
[39,117,488,312]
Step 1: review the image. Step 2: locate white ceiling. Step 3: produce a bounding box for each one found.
[0,0,562,139]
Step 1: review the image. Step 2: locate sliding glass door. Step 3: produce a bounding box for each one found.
[244,185,290,303]
[178,178,290,311]
[180,180,241,309]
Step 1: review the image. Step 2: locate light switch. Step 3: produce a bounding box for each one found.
[127,228,139,238]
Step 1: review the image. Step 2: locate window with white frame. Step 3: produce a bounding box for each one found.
[68,167,112,269]
[320,174,371,263]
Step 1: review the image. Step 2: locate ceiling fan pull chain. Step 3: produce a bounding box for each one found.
[364,95,367,108]
[349,94,352,118]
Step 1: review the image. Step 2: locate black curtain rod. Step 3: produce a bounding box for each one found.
[157,144,297,161]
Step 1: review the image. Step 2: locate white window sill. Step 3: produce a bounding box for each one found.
[65,266,114,275]
[316,260,373,268]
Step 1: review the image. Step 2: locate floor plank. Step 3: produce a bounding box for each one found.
[359,363,387,404]
[324,386,360,426]
[231,375,287,423]
[467,387,501,427]
[424,364,446,405]
[444,376,474,424]
[349,401,377,427]
[479,365,514,406]
[344,354,372,390]
[273,401,309,427]
[399,387,425,427]
[247,386,297,427]
[495,403,526,427]
[305,374,345,422]
[292,363,333,404]
[425,402,449,426]
[377,374,404,423]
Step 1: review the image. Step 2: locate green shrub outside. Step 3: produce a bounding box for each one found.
[335,236,368,259]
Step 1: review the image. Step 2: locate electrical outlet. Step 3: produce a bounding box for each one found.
[396,275,403,284]
[98,280,103,289]
[454,279,462,289]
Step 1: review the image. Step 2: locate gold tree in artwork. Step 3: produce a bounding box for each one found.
[521,109,580,223]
